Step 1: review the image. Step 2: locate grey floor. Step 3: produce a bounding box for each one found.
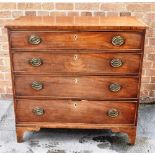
[0,101,155,153]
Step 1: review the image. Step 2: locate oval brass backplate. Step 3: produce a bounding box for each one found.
[110,58,123,68]
[31,81,43,90]
[109,83,121,92]
[28,35,42,45]
[32,107,44,116]
[112,36,125,46]
[29,58,43,67]
[107,108,119,118]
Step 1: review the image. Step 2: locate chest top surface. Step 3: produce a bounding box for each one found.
[5,16,147,31]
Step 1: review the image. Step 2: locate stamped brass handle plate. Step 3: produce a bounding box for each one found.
[107,108,119,118]
[109,83,121,92]
[112,36,125,46]
[31,81,43,90]
[32,107,44,116]
[28,35,42,45]
[110,58,123,68]
[29,58,43,67]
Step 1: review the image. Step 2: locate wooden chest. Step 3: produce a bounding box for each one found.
[5,16,147,144]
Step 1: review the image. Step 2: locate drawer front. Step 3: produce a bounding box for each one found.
[15,75,139,99]
[16,99,136,124]
[13,52,141,75]
[10,31,143,50]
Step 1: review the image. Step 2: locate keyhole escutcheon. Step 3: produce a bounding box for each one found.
[73,54,78,61]
[74,34,78,41]
[74,78,79,84]
[73,102,77,108]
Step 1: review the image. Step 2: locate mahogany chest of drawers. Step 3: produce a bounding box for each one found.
[5,16,147,144]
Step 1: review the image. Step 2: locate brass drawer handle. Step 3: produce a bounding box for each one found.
[28,35,42,45]
[29,58,43,67]
[110,58,123,68]
[107,108,119,118]
[109,83,121,92]
[31,81,43,90]
[32,107,44,116]
[112,36,125,46]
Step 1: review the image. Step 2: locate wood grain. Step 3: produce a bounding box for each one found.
[12,52,142,75]
[5,16,147,144]
[10,31,143,50]
[5,16,147,30]
[15,125,136,144]
[16,99,137,125]
[16,126,40,143]
[14,75,139,99]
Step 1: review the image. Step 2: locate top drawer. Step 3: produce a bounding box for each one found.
[10,31,143,50]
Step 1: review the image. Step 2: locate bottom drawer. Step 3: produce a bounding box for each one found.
[16,99,137,125]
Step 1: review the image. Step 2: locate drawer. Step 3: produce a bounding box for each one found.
[10,31,143,50]
[15,75,139,99]
[16,99,137,124]
[13,52,141,75]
